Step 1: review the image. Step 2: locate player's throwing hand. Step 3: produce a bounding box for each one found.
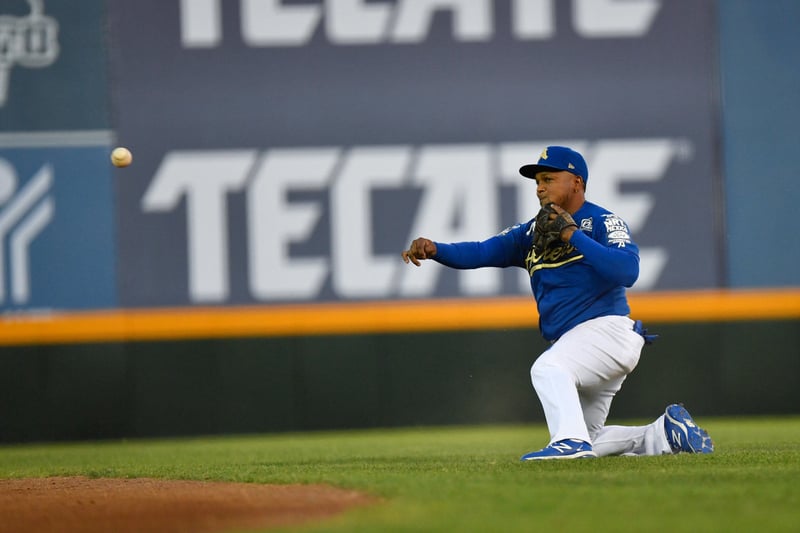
[402,238,437,266]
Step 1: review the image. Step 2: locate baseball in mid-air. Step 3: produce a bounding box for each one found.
[111,147,133,167]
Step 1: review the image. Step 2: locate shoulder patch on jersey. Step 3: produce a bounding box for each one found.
[602,214,631,247]
[580,218,593,232]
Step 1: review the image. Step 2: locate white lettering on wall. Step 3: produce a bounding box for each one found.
[331,146,410,298]
[573,0,661,38]
[0,161,54,303]
[248,148,339,299]
[179,0,663,48]
[398,144,498,297]
[582,139,675,289]
[142,139,683,303]
[142,151,257,302]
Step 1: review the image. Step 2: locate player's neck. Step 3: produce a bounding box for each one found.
[565,197,585,215]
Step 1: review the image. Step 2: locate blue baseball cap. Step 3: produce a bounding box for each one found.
[519,146,588,183]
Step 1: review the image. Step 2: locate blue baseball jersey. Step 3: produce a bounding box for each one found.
[432,201,639,341]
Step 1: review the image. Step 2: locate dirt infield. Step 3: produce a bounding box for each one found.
[0,477,377,533]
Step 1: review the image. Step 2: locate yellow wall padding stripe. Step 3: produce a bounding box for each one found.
[1,288,798,346]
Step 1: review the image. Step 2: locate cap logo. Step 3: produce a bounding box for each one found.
[568,163,575,170]
[539,148,548,160]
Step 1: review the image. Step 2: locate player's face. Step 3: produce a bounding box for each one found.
[534,170,583,208]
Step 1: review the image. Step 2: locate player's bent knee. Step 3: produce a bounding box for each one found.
[530,358,572,387]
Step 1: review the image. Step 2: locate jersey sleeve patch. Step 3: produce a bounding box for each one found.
[602,214,632,247]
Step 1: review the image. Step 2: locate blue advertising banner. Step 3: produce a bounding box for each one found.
[108,0,722,307]
[0,0,109,131]
[0,143,116,311]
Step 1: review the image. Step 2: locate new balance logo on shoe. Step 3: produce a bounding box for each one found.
[670,429,683,448]
[664,404,714,454]
[550,441,575,453]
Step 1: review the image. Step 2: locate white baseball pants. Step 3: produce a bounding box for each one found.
[530,315,673,456]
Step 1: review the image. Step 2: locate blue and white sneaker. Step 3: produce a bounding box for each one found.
[520,439,597,461]
[664,404,714,454]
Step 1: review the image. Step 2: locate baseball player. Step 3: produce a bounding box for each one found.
[401,146,714,459]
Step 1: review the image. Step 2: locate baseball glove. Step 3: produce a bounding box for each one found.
[533,203,578,253]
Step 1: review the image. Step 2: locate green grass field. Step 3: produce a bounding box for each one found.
[2,416,799,532]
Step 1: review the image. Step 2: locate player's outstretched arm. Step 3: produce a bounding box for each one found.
[402,238,437,266]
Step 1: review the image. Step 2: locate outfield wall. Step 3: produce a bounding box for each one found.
[1,317,797,443]
[1,289,798,443]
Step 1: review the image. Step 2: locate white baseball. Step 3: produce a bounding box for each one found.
[111,147,133,167]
